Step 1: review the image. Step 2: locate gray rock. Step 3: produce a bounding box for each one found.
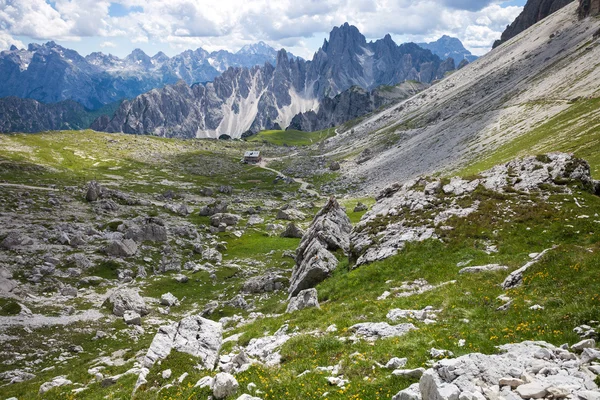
[105,239,138,257]
[280,223,305,239]
[164,203,191,216]
[86,181,103,202]
[393,383,422,400]
[572,339,596,352]
[0,277,18,293]
[245,325,290,366]
[226,294,248,310]
[277,208,306,221]
[60,285,78,297]
[0,369,36,384]
[210,213,241,227]
[242,272,289,293]
[349,322,417,340]
[353,202,368,212]
[124,218,168,242]
[199,201,228,216]
[286,288,320,313]
[202,248,223,263]
[39,376,72,394]
[459,264,509,274]
[420,370,460,400]
[386,357,408,369]
[160,292,180,307]
[1,232,35,249]
[288,197,352,296]
[144,315,222,370]
[515,382,547,399]
[502,248,554,289]
[213,372,239,399]
[123,310,142,326]
[105,288,148,317]
[393,368,426,378]
[236,395,262,400]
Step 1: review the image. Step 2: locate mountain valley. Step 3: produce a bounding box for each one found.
[1,1,600,399]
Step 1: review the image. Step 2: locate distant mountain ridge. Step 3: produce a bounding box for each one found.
[93,23,456,139]
[417,35,478,63]
[0,41,299,110]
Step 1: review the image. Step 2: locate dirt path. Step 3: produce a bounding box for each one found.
[0,183,59,192]
[0,309,104,329]
[257,160,322,198]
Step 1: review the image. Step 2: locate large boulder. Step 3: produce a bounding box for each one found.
[144,315,222,370]
[104,288,148,317]
[105,239,138,257]
[124,217,168,242]
[280,223,305,239]
[288,197,352,297]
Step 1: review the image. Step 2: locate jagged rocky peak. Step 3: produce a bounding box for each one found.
[417,35,478,62]
[493,0,575,48]
[237,41,275,55]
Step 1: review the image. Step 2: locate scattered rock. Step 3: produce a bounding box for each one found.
[242,272,289,293]
[39,376,72,394]
[144,315,222,370]
[386,357,408,369]
[211,213,241,227]
[459,264,509,274]
[280,223,305,238]
[213,372,239,399]
[123,310,141,326]
[160,292,180,307]
[349,322,417,340]
[277,208,306,221]
[286,288,320,313]
[353,202,368,212]
[104,288,148,317]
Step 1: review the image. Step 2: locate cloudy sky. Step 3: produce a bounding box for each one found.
[0,0,525,59]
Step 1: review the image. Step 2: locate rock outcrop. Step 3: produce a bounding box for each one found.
[394,341,600,400]
[493,0,574,48]
[288,197,352,297]
[144,315,222,369]
[351,153,599,267]
[104,288,149,317]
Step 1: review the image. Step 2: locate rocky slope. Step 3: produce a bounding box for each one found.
[417,35,478,63]
[319,1,600,195]
[493,0,575,48]
[92,24,455,139]
[0,41,297,110]
[287,81,428,132]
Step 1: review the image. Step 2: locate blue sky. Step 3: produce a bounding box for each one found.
[1,0,526,59]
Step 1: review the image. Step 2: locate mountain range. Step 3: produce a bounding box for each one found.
[92,23,456,139]
[0,41,299,110]
[417,35,478,63]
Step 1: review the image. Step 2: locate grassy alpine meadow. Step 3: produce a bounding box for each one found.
[133,183,600,400]
[1,128,600,399]
[247,128,337,147]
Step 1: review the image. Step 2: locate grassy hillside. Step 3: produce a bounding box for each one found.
[459,97,600,178]
[247,128,336,146]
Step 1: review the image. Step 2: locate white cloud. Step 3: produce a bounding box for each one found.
[100,41,116,48]
[0,0,524,57]
[0,32,24,50]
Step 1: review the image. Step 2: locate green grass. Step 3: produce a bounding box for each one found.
[247,128,336,146]
[459,97,600,178]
